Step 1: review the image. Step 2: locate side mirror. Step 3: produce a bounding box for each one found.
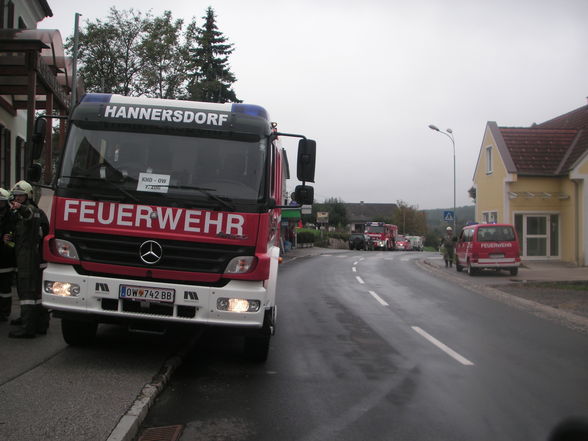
[297,139,316,183]
[293,185,314,205]
[27,163,42,183]
[31,117,47,161]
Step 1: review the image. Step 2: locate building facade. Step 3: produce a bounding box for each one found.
[0,0,73,189]
[473,103,588,265]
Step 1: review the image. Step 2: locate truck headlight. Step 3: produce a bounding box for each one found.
[51,239,80,260]
[224,256,256,274]
[216,298,261,313]
[44,281,80,297]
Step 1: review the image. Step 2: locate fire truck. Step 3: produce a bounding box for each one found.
[364,222,398,250]
[30,93,316,362]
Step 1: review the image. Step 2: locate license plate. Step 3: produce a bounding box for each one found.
[490,253,504,258]
[119,284,175,303]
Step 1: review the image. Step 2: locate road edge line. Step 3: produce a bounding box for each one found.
[416,259,588,335]
[106,333,200,441]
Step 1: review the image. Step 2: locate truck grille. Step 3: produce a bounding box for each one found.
[101,298,196,318]
[58,231,254,274]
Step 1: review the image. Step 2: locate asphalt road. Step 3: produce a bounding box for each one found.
[140,250,588,441]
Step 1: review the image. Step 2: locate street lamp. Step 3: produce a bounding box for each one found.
[428,124,456,232]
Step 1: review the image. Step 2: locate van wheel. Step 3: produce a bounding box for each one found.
[467,261,478,276]
[62,319,98,346]
[455,258,463,272]
[510,267,518,276]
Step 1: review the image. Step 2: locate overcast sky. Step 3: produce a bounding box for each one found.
[42,0,588,209]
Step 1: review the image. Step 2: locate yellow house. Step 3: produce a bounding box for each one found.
[473,103,588,265]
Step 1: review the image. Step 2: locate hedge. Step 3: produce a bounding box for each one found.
[296,229,350,245]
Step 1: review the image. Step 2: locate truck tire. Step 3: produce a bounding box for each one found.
[62,319,98,346]
[467,260,478,276]
[455,258,463,272]
[510,267,518,276]
[244,334,270,362]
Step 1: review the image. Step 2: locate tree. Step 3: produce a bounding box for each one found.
[67,7,240,102]
[185,7,241,103]
[138,11,187,99]
[392,200,427,236]
[312,197,348,229]
[468,186,476,203]
[70,8,148,95]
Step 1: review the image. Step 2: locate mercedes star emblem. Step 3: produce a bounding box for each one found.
[139,240,163,265]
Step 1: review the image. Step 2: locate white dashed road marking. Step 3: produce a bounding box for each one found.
[411,326,475,366]
[355,276,365,285]
[368,290,389,306]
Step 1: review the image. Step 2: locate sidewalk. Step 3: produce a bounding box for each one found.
[282,246,588,284]
[422,254,588,285]
[280,245,336,263]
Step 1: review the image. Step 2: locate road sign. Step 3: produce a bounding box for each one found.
[301,205,312,215]
[443,210,454,222]
[316,211,329,224]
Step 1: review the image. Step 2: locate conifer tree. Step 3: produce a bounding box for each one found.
[186,7,241,103]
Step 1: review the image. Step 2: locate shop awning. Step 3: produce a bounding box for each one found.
[508,191,569,200]
[281,209,301,220]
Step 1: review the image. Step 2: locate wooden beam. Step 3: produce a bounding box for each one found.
[0,96,16,116]
[44,93,54,184]
[12,100,49,111]
[26,51,37,169]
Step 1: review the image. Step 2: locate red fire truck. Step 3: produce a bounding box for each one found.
[364,222,398,251]
[30,93,316,362]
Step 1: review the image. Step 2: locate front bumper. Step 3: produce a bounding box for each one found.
[42,263,270,328]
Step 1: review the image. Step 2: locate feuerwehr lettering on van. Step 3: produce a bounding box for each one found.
[480,243,512,248]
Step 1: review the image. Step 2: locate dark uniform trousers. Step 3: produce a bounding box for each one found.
[13,201,49,334]
[0,209,16,319]
[0,270,13,318]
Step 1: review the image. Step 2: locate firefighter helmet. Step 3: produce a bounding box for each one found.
[11,180,33,199]
[0,188,10,200]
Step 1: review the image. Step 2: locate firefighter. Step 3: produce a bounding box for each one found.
[440,226,456,268]
[0,188,16,321]
[7,180,49,338]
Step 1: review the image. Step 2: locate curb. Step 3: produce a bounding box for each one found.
[106,333,200,441]
[417,259,588,335]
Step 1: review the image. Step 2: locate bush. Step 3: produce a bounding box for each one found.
[297,229,321,244]
[327,231,350,241]
[296,229,349,247]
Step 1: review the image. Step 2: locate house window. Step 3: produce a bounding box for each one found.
[7,1,14,28]
[15,136,24,182]
[486,146,493,174]
[482,211,497,223]
[2,129,11,188]
[0,126,11,188]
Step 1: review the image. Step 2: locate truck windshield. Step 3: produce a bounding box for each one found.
[366,226,385,233]
[58,124,267,209]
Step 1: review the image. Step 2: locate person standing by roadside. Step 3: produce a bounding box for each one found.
[440,226,456,268]
[0,188,16,322]
[6,180,49,338]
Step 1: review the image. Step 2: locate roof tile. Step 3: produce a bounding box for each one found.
[499,128,578,175]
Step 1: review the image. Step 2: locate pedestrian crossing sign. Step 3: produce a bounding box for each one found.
[443,210,454,222]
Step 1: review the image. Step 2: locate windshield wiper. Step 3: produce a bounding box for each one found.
[60,175,140,203]
[166,184,235,211]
